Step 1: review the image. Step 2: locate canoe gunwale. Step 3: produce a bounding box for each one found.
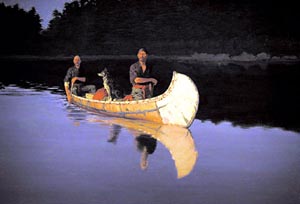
[71,71,178,105]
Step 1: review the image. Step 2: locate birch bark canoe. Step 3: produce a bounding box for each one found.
[71,71,199,128]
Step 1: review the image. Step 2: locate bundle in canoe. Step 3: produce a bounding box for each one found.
[71,71,199,128]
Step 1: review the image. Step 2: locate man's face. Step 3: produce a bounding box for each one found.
[137,51,147,62]
[73,56,81,67]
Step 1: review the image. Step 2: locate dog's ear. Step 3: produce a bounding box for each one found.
[104,67,108,71]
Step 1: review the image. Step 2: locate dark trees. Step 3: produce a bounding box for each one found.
[0,3,42,55]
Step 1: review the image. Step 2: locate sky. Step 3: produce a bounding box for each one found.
[0,0,71,29]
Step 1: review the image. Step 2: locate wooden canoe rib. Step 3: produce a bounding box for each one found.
[71,71,199,128]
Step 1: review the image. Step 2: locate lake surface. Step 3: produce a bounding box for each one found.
[0,59,300,204]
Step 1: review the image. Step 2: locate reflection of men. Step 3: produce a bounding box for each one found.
[129,48,158,100]
[135,134,157,170]
[64,55,96,102]
[107,124,122,144]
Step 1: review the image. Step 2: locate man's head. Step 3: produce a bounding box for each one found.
[137,48,148,63]
[73,55,81,68]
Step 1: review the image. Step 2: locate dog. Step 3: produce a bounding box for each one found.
[97,68,123,101]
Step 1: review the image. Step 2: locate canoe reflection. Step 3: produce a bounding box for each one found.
[66,105,198,178]
[102,118,198,179]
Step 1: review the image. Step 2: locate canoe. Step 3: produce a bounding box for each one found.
[71,71,199,128]
[89,117,198,179]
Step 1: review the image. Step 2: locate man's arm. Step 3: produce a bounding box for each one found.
[71,77,86,84]
[134,77,157,85]
[129,64,157,85]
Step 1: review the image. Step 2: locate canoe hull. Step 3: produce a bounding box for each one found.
[71,71,199,127]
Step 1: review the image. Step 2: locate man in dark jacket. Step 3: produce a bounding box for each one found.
[64,55,96,102]
[129,48,158,100]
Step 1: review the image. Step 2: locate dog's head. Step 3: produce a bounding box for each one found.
[98,68,109,78]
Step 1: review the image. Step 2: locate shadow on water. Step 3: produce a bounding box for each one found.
[0,58,299,132]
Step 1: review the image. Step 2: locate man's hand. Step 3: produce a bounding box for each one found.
[151,78,158,86]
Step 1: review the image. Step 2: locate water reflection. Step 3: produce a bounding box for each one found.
[106,123,158,170]
[135,134,157,170]
[98,117,198,178]
[65,105,89,123]
[66,104,198,178]
[107,124,122,144]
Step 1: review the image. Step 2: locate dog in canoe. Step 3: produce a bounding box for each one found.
[97,68,123,101]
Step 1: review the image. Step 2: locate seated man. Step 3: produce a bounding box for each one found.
[64,55,96,102]
[129,48,158,100]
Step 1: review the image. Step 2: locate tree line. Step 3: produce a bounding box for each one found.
[1,0,299,56]
[0,3,42,55]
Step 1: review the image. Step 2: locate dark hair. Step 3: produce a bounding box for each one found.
[138,47,148,54]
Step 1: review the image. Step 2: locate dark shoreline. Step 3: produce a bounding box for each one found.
[1,53,300,65]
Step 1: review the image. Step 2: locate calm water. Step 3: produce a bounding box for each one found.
[0,59,300,204]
